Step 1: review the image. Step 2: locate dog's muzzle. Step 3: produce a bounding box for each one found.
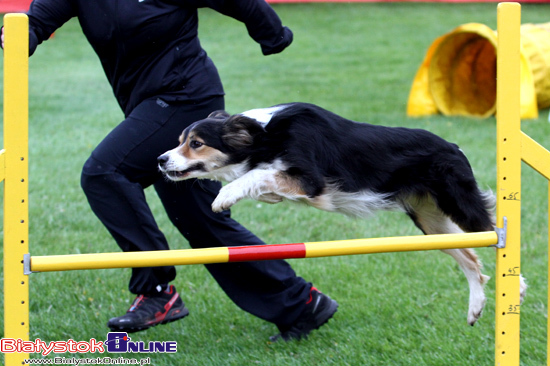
[157,154,204,180]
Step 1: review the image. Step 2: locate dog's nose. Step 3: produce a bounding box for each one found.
[157,154,169,167]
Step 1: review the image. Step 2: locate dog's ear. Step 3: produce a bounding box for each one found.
[222,115,266,150]
[208,110,231,120]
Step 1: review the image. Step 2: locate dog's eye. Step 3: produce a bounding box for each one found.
[190,140,203,149]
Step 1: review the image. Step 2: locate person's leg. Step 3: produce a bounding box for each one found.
[80,97,184,294]
[80,97,199,332]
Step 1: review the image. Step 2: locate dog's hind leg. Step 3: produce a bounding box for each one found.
[406,195,490,326]
[441,247,490,325]
[433,183,528,305]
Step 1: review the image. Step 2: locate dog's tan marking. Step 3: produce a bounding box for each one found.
[270,172,336,210]
[179,133,226,167]
[273,172,307,196]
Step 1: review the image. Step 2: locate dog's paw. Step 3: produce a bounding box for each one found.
[468,275,489,326]
[211,186,241,212]
[520,274,528,304]
[211,197,235,212]
[467,294,487,326]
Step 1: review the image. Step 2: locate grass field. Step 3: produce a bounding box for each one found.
[2,2,550,365]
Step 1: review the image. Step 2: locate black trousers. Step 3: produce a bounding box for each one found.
[80,96,310,327]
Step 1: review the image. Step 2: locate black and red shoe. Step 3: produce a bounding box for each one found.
[107,285,189,333]
[270,287,338,341]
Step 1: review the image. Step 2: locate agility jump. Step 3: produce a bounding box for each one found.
[2,3,548,366]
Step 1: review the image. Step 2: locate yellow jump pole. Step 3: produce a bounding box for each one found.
[495,3,522,366]
[28,232,499,273]
[3,14,30,366]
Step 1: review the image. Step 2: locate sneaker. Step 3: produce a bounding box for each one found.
[107,285,189,333]
[270,287,338,341]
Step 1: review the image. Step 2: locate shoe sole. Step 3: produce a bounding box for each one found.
[108,307,190,333]
[313,298,339,331]
[270,299,339,342]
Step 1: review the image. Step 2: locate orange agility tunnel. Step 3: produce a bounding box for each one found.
[407,22,550,119]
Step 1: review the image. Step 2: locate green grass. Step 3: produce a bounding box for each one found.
[1,2,550,365]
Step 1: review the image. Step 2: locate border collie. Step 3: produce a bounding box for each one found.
[157,102,526,325]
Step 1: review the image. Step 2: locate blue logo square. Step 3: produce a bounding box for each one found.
[106,332,130,353]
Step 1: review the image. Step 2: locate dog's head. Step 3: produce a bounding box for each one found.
[158,110,266,181]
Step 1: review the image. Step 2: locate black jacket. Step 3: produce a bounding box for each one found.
[25,0,293,116]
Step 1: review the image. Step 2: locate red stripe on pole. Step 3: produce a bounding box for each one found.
[228,243,306,262]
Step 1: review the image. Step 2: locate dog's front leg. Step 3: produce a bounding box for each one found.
[211,169,277,212]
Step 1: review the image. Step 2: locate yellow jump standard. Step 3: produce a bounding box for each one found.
[2,13,30,366]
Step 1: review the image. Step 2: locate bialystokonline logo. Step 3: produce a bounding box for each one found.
[1,332,177,356]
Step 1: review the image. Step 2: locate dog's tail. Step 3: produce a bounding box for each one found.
[479,188,497,226]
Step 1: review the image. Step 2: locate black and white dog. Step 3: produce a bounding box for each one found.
[157,102,526,325]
